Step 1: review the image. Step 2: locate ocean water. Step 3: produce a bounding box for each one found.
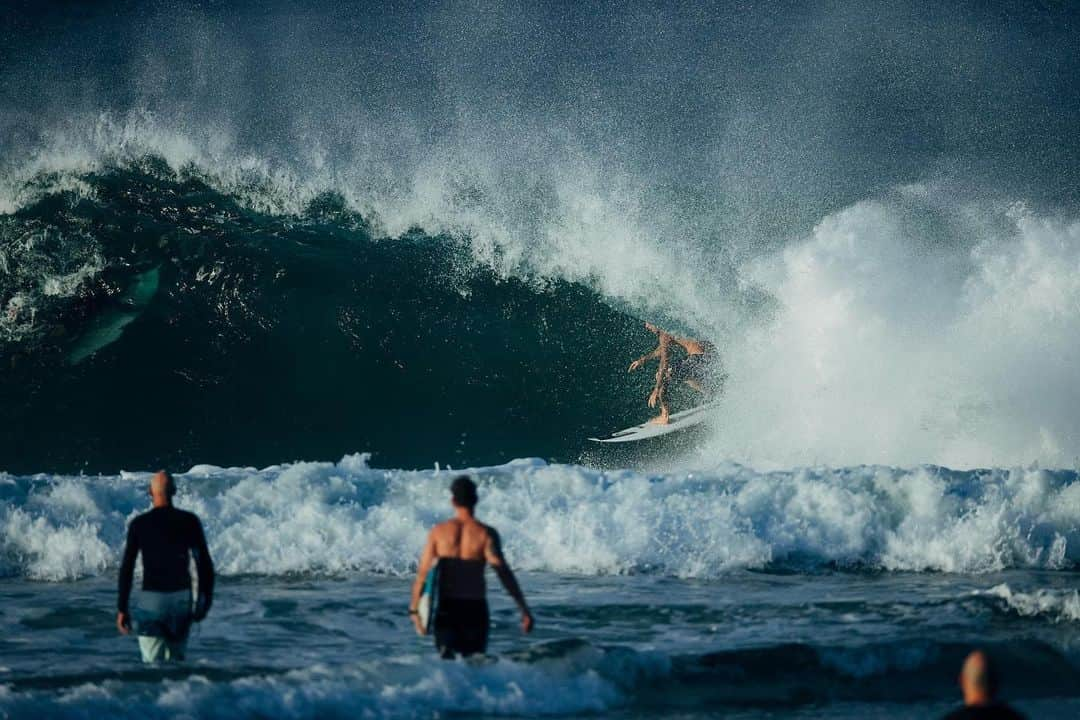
[4,0,1080,717]
[2,459,1080,718]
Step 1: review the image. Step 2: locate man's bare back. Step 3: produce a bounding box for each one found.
[409,476,533,652]
[426,518,501,599]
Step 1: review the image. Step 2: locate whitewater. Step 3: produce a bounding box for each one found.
[4,456,1080,581]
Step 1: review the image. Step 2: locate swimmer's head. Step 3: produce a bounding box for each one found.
[450,475,478,511]
[959,650,999,706]
[149,470,176,505]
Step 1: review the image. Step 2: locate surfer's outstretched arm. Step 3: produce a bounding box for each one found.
[628,345,661,372]
[409,531,437,632]
[485,529,534,633]
[630,321,675,371]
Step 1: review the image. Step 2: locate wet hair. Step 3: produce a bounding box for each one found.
[450,475,479,509]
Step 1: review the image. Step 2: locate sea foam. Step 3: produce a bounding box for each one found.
[1,455,1077,581]
[980,583,1080,623]
[716,193,1080,469]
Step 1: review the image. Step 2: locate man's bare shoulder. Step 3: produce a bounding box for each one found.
[480,523,504,553]
[431,519,460,538]
[431,518,500,544]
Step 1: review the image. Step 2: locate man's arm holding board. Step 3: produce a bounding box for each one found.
[409,529,437,634]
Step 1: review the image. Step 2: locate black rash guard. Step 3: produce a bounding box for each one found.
[117,506,215,614]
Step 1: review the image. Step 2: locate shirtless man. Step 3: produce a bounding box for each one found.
[628,321,719,424]
[409,476,534,658]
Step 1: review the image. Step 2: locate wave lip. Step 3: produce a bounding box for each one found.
[2,456,1078,581]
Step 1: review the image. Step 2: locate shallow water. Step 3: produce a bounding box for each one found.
[3,566,1080,717]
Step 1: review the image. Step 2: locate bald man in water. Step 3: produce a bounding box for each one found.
[942,650,1026,719]
[117,471,215,663]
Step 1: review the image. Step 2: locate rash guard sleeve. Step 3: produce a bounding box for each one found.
[117,520,140,614]
[191,516,215,614]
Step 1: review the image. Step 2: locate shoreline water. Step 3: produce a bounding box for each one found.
[2,569,1079,718]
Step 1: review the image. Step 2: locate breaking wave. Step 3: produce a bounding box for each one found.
[2,455,1078,581]
[4,120,1080,472]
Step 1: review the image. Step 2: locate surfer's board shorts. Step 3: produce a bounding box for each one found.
[671,346,725,392]
[133,589,194,663]
[435,597,489,659]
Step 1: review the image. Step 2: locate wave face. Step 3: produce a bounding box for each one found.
[0,164,648,473]
[3,456,1078,581]
[4,1,1080,472]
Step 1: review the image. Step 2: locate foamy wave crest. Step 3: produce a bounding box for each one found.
[0,111,331,218]
[2,456,1078,580]
[0,642,662,718]
[0,110,723,333]
[980,583,1080,623]
[718,191,1080,468]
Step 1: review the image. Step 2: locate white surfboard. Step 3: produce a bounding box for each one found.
[589,402,719,443]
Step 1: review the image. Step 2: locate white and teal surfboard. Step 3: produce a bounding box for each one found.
[416,559,441,635]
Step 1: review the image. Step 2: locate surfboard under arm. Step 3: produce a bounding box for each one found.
[416,559,440,634]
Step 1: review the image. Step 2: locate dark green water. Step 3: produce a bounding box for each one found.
[1,164,660,473]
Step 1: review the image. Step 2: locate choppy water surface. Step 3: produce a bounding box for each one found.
[3,569,1080,718]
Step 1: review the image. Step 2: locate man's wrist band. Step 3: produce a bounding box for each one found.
[408,609,418,615]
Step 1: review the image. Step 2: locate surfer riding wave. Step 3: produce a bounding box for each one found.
[628,322,724,425]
